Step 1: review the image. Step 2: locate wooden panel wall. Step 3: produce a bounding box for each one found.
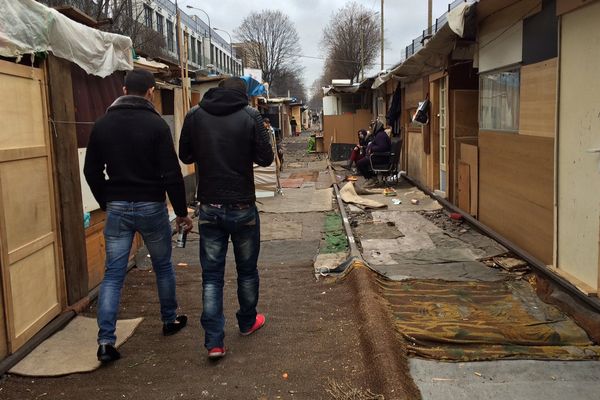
[407,131,426,184]
[404,79,423,110]
[479,131,554,264]
[322,109,372,152]
[0,61,62,352]
[519,58,557,137]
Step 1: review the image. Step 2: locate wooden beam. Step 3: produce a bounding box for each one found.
[47,55,88,305]
[557,0,598,16]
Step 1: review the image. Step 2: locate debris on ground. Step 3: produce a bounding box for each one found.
[492,256,530,273]
[326,379,385,400]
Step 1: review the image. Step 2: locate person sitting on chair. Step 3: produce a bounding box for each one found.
[344,129,371,171]
[356,120,391,187]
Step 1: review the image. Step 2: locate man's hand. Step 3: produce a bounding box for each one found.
[176,216,193,233]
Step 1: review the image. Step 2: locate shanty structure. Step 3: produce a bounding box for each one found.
[0,0,134,363]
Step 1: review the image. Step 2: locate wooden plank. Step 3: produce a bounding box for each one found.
[422,77,431,155]
[407,131,424,184]
[47,55,88,305]
[8,232,55,265]
[557,0,598,16]
[460,143,479,216]
[428,80,440,190]
[479,131,554,264]
[86,227,105,290]
[452,90,478,138]
[547,265,598,297]
[0,158,53,252]
[0,155,12,356]
[557,1,600,292]
[40,63,67,312]
[458,162,471,213]
[0,146,47,162]
[0,60,43,80]
[0,75,46,150]
[428,70,446,83]
[152,88,163,114]
[519,58,557,138]
[8,243,61,350]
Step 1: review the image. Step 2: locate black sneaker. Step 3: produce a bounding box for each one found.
[163,315,188,336]
[97,344,120,363]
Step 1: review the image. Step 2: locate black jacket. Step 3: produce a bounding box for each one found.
[179,87,274,204]
[84,95,187,216]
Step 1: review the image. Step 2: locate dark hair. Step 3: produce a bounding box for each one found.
[218,77,247,93]
[124,70,156,95]
[263,117,271,123]
[358,129,367,136]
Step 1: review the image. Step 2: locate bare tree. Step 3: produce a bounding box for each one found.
[322,2,380,83]
[235,10,301,89]
[270,66,307,101]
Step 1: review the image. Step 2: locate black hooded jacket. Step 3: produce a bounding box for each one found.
[178,87,274,204]
[84,95,187,216]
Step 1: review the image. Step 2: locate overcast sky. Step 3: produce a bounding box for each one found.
[179,0,452,90]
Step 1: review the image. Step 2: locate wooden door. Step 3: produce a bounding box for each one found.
[557,2,600,294]
[0,61,63,351]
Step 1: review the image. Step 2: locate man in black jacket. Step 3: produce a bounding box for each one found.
[84,70,192,363]
[179,77,274,359]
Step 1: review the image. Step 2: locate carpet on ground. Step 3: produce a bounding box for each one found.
[378,278,600,361]
[289,171,319,182]
[257,188,333,213]
[340,182,386,209]
[10,316,143,376]
[260,216,303,241]
[280,178,304,188]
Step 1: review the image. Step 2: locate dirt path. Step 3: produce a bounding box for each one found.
[0,137,381,400]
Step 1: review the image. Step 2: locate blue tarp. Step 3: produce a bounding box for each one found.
[241,75,267,97]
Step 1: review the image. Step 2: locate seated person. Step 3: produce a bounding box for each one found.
[344,129,371,170]
[356,120,391,187]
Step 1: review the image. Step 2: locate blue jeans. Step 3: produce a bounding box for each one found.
[198,204,260,349]
[97,201,178,345]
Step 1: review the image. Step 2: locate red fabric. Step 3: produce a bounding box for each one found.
[350,148,364,162]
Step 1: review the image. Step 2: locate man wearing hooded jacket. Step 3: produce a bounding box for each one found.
[179,77,274,359]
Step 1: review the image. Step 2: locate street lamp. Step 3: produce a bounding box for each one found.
[213,27,233,75]
[186,5,212,65]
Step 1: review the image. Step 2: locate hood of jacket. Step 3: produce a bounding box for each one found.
[107,95,159,115]
[200,87,249,116]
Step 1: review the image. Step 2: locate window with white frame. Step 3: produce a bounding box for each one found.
[479,67,520,132]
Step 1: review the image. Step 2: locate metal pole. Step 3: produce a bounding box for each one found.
[380,0,384,70]
[186,5,212,65]
[428,0,433,36]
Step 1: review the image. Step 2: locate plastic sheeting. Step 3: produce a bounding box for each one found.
[241,75,267,97]
[0,0,133,77]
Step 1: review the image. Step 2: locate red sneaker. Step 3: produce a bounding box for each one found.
[207,347,226,359]
[240,313,266,336]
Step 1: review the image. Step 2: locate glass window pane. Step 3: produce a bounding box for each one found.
[479,68,520,131]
